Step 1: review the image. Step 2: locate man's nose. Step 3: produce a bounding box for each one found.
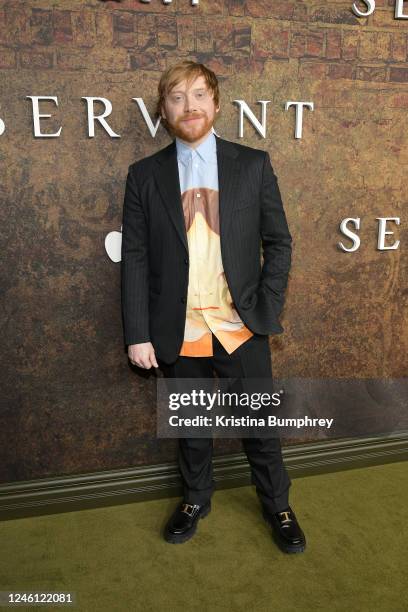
[184,95,197,113]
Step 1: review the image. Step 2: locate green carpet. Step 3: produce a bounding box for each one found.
[1,461,406,612]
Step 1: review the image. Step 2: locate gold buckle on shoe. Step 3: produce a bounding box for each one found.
[278,510,292,524]
[181,503,196,516]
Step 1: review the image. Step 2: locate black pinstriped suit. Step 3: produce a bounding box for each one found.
[121,134,292,364]
[120,133,293,513]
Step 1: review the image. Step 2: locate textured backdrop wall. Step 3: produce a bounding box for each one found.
[1,0,407,483]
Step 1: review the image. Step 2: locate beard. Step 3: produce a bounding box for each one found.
[166,112,215,143]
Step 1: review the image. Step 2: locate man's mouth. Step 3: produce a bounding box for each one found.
[182,116,201,122]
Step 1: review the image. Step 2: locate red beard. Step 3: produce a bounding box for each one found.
[168,113,215,143]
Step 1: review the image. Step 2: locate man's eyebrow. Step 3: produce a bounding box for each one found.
[170,87,207,94]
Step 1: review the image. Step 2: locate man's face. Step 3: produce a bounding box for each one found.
[161,74,219,145]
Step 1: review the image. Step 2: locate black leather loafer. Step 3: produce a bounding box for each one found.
[164,501,211,544]
[262,505,306,554]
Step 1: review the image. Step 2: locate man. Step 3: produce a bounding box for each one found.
[121,60,306,553]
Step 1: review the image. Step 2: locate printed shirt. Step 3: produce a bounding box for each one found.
[176,130,254,357]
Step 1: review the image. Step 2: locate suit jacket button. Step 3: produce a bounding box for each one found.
[184,258,189,265]
[181,297,186,304]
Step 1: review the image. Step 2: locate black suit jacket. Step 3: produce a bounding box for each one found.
[121,134,292,364]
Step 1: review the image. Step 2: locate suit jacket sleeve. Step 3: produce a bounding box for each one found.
[121,164,150,345]
[259,152,292,318]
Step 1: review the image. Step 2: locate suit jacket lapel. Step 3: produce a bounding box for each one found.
[215,133,241,244]
[153,133,241,254]
[153,139,188,252]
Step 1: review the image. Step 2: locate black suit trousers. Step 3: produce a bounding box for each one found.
[158,333,292,514]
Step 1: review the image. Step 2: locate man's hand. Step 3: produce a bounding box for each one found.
[128,342,159,369]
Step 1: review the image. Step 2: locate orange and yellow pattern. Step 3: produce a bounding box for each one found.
[179,185,253,357]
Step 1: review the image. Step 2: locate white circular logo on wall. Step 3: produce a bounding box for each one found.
[105,226,122,262]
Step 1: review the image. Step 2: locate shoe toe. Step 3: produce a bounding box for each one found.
[164,502,210,542]
[264,506,306,552]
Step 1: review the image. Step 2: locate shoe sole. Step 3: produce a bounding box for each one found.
[262,510,306,554]
[164,503,211,544]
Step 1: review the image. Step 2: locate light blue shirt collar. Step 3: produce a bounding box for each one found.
[176,130,216,166]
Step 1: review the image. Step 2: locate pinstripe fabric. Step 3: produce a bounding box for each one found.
[120,134,292,365]
[121,164,150,345]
